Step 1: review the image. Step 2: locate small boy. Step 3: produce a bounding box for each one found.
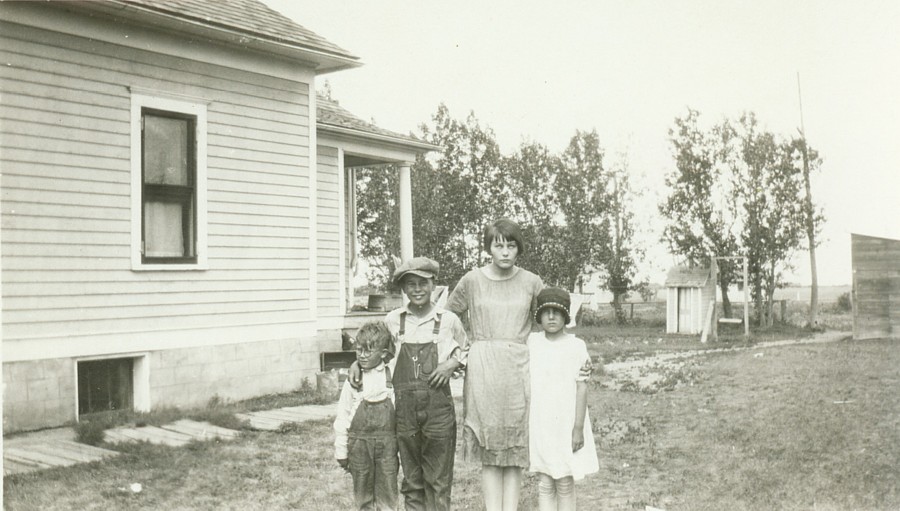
[334,321,399,511]
[385,257,467,511]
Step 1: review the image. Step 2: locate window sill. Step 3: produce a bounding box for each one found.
[132,263,209,272]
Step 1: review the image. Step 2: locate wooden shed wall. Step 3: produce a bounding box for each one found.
[852,234,900,340]
[0,20,314,359]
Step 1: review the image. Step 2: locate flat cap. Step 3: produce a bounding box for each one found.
[392,256,440,285]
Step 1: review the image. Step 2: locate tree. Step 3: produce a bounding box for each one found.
[660,109,740,317]
[662,109,824,328]
[606,153,645,324]
[412,104,504,287]
[795,135,825,328]
[354,165,400,290]
[555,130,613,292]
[502,141,572,287]
[725,113,808,327]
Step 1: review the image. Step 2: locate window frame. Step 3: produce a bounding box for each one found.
[130,92,208,270]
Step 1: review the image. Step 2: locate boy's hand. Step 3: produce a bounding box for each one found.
[348,361,362,390]
[428,359,459,388]
[571,427,584,452]
[337,458,349,472]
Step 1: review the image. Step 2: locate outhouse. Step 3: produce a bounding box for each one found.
[665,266,716,335]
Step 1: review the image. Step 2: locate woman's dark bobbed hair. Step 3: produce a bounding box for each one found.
[482,217,526,256]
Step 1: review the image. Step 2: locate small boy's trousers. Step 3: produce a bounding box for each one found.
[349,398,399,511]
[394,341,457,511]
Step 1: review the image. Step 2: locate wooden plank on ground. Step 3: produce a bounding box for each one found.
[161,420,241,441]
[234,413,285,431]
[104,426,193,447]
[47,439,119,459]
[4,447,79,468]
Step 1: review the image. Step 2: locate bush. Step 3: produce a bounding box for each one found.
[836,292,852,312]
[74,411,127,445]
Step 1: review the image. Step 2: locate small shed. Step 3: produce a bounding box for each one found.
[851,233,900,340]
[665,265,716,335]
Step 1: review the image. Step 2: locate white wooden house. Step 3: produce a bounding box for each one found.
[665,265,716,335]
[1,0,436,433]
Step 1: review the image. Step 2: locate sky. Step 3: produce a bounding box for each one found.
[264,0,900,286]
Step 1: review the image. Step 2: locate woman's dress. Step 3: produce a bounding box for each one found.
[447,266,543,467]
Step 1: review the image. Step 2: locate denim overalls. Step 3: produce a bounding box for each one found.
[348,367,399,511]
[393,312,457,511]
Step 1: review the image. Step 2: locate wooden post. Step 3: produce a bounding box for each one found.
[700,299,715,344]
[780,299,787,323]
[630,303,634,319]
[710,256,718,342]
[743,257,750,337]
[398,163,414,261]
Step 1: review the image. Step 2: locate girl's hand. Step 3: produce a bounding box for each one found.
[572,427,585,452]
[428,359,459,388]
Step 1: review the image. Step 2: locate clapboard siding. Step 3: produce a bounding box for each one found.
[851,234,900,340]
[3,269,306,284]
[316,145,342,316]
[0,19,316,354]
[4,309,311,340]
[1,24,311,114]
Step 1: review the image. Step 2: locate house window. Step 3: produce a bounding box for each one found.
[131,92,207,270]
[142,110,196,262]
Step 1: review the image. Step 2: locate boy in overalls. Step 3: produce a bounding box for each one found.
[385,257,468,511]
[334,321,399,510]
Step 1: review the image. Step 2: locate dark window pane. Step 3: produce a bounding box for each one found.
[143,115,189,186]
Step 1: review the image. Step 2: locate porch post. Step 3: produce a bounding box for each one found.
[399,162,414,261]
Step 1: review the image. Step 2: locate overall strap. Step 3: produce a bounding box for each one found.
[399,311,407,337]
[385,366,393,388]
[432,312,442,336]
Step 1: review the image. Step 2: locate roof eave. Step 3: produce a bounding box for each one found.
[73,1,361,74]
[317,123,441,153]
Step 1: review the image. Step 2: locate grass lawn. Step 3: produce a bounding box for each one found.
[5,330,898,510]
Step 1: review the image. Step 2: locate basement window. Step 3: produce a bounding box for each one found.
[77,358,134,416]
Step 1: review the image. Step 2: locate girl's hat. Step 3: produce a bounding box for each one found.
[534,287,571,324]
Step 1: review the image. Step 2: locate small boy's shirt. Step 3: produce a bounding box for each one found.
[383,304,469,367]
[333,363,394,460]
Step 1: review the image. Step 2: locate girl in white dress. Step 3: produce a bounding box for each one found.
[528,287,599,511]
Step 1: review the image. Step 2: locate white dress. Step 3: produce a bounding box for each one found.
[528,331,599,480]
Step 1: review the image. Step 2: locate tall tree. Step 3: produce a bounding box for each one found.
[556,130,613,292]
[503,141,571,286]
[797,73,823,329]
[787,136,826,327]
[660,109,740,317]
[725,113,808,326]
[412,104,504,287]
[606,153,645,324]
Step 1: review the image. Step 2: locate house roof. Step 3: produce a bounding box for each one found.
[665,266,711,288]
[317,95,439,152]
[72,0,360,72]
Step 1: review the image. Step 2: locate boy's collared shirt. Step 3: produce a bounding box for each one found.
[383,304,469,368]
[333,363,394,460]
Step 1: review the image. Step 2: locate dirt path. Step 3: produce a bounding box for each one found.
[602,330,848,392]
